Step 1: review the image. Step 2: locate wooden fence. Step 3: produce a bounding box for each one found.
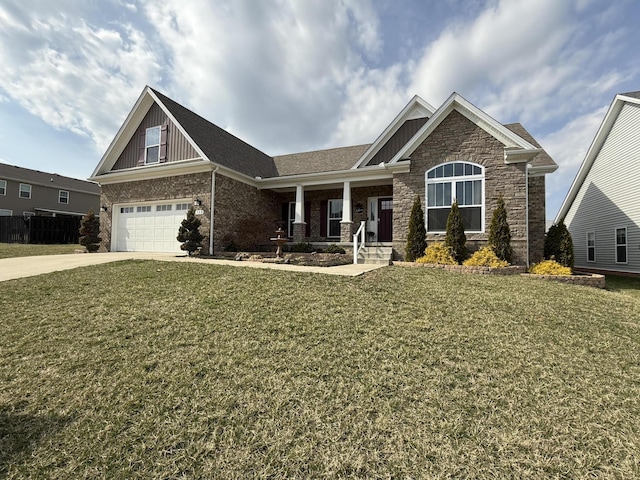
[0,216,81,244]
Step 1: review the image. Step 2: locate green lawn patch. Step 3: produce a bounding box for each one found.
[0,243,80,259]
[606,274,640,299]
[1,262,639,478]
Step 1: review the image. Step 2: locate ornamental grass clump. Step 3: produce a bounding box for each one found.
[463,246,508,268]
[529,259,572,275]
[416,242,457,265]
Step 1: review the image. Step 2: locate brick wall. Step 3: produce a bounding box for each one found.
[100,172,212,252]
[392,110,533,264]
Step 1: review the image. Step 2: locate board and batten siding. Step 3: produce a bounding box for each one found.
[112,103,200,171]
[565,101,640,273]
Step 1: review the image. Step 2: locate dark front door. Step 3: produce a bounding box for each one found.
[378,198,393,242]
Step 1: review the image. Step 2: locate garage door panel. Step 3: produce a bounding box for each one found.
[114,202,190,253]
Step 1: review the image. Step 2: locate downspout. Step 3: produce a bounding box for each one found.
[210,166,219,254]
[525,164,530,267]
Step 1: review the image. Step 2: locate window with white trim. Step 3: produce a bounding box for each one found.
[120,207,134,213]
[137,206,152,213]
[59,190,69,204]
[157,204,172,212]
[19,183,31,199]
[426,162,484,232]
[0,209,12,216]
[587,232,595,262]
[176,203,190,211]
[616,227,627,264]
[145,126,161,164]
[0,179,6,195]
[328,199,342,238]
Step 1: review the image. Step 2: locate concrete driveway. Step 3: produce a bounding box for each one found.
[0,252,386,282]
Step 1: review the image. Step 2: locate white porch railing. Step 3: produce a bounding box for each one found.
[353,220,366,264]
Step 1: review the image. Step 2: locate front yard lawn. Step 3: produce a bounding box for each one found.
[0,243,79,259]
[1,261,639,478]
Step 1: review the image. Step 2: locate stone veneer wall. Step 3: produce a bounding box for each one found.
[213,174,280,252]
[100,172,212,253]
[392,110,531,264]
[527,175,546,264]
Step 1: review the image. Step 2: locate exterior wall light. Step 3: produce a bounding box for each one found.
[100,205,108,213]
[193,198,202,206]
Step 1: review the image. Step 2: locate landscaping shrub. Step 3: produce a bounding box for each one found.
[463,246,508,268]
[445,201,468,263]
[529,259,572,275]
[416,242,457,265]
[544,220,574,268]
[291,242,314,253]
[488,195,512,263]
[405,196,427,261]
[79,209,101,253]
[177,207,204,255]
[325,244,346,254]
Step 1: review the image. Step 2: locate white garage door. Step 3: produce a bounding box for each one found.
[114,201,192,253]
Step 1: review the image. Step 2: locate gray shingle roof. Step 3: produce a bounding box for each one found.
[0,162,100,194]
[151,88,279,179]
[273,144,371,176]
[503,123,557,168]
[621,90,640,99]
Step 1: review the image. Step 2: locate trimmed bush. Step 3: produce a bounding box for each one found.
[488,195,512,263]
[416,243,457,265]
[291,242,314,253]
[79,210,101,253]
[177,207,204,255]
[544,220,574,269]
[529,260,572,275]
[463,247,508,268]
[325,244,346,254]
[405,196,427,262]
[444,201,467,263]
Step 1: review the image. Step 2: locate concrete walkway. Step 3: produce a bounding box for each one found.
[0,252,387,282]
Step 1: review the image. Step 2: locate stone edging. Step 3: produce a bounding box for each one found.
[522,273,606,289]
[394,261,606,288]
[393,262,526,275]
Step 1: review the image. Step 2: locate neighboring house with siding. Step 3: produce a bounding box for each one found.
[90,86,557,264]
[555,91,640,276]
[0,163,100,218]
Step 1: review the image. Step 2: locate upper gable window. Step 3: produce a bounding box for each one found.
[0,179,6,196]
[425,161,484,232]
[145,126,161,164]
[19,183,31,199]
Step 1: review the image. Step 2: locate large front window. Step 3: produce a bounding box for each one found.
[426,162,484,232]
[328,199,342,237]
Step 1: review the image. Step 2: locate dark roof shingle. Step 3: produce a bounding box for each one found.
[503,123,557,168]
[273,144,371,176]
[151,88,279,178]
[0,162,100,194]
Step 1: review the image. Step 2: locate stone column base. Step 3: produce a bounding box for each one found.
[340,221,354,243]
[292,222,307,243]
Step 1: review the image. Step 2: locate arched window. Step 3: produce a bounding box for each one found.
[425,161,484,232]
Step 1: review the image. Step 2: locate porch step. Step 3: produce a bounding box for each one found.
[357,246,393,265]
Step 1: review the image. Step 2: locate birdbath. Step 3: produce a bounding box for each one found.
[270,227,288,258]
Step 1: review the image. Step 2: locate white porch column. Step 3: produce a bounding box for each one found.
[341,181,352,223]
[294,184,305,223]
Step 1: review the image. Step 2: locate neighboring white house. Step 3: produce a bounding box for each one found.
[555,91,640,276]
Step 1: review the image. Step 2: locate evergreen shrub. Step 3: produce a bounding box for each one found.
[488,195,512,263]
[325,244,346,254]
[79,210,101,253]
[405,196,427,261]
[444,201,468,263]
[544,220,574,268]
[529,260,572,275]
[416,243,457,265]
[463,247,508,268]
[177,207,204,255]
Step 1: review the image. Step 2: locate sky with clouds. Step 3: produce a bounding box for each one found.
[1,0,639,220]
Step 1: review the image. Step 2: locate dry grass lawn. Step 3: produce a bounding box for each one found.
[1,260,639,478]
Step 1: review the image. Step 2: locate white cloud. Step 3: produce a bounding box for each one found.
[0,2,161,152]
